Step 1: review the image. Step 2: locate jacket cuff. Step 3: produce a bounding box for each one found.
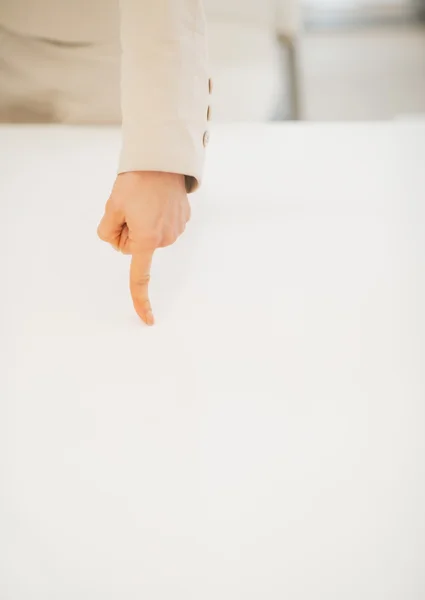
[118,118,206,193]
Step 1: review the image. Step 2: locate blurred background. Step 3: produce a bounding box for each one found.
[206,0,425,121]
[0,0,424,123]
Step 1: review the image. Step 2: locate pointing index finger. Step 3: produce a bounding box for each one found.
[130,251,154,325]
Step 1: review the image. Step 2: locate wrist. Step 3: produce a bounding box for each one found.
[119,171,185,187]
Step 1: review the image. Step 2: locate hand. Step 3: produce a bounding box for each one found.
[97,171,191,325]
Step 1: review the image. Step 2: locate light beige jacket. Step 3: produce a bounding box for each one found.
[0,1,210,191]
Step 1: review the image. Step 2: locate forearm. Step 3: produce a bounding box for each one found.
[118,0,210,192]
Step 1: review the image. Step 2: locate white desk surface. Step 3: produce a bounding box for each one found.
[1,123,425,599]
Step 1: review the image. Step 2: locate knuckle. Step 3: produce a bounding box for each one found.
[132,273,151,286]
[97,225,109,242]
[160,236,174,248]
[130,272,151,292]
[163,228,179,247]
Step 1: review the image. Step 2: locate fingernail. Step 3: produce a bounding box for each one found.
[145,310,154,326]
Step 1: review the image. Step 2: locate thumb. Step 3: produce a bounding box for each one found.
[130,251,154,325]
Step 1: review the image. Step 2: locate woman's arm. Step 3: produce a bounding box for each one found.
[118,0,211,192]
[98,1,211,325]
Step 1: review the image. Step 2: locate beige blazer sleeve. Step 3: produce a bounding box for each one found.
[118,0,210,192]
